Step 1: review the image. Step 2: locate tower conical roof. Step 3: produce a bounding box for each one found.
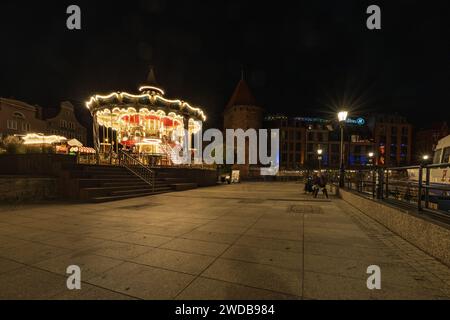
[226,79,257,109]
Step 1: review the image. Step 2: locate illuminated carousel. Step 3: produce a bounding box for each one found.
[86,69,206,165]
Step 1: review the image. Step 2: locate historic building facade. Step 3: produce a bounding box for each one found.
[264,115,375,170]
[0,98,87,145]
[369,114,413,167]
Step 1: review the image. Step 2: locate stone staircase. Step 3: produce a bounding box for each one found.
[67,165,197,203]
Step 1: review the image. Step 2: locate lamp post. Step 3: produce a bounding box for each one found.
[421,155,431,209]
[338,111,348,188]
[368,152,374,166]
[317,148,323,172]
[368,152,375,197]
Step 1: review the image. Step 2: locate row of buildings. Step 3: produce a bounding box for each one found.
[0,98,87,145]
[223,79,448,174]
[0,74,447,173]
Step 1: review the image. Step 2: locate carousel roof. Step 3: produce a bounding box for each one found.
[85,69,206,122]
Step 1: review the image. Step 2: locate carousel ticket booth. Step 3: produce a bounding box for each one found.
[86,73,205,166]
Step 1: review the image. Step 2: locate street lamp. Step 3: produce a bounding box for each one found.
[368,152,376,198]
[368,152,375,166]
[338,111,348,187]
[317,148,323,171]
[421,154,431,166]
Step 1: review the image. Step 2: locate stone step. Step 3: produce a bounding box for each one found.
[89,190,171,203]
[111,186,172,196]
[76,166,128,173]
[101,180,167,187]
[81,185,171,199]
[170,183,198,191]
[77,178,142,188]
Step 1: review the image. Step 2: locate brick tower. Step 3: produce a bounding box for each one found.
[223,78,264,178]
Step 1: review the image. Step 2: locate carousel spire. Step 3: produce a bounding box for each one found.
[146,66,159,87]
[139,66,164,95]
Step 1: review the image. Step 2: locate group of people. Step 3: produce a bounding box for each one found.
[304,172,329,198]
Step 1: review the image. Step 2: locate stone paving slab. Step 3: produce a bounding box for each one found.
[0,182,449,300]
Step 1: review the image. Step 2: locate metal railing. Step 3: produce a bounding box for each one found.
[119,151,155,192]
[341,163,450,218]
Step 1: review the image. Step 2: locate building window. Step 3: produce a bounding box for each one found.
[391,127,397,136]
[21,123,31,132]
[317,132,323,142]
[442,147,450,164]
[401,127,409,136]
[7,120,18,130]
[331,144,339,153]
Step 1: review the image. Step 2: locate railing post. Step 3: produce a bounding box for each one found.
[372,167,376,198]
[377,167,383,199]
[417,165,423,211]
[385,169,389,199]
[425,165,430,209]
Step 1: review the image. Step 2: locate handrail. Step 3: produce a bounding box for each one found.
[119,151,155,192]
[339,165,450,215]
[425,163,450,169]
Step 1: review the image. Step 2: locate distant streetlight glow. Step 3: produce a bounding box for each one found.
[368,152,374,158]
[422,155,430,161]
[317,148,323,171]
[338,111,348,122]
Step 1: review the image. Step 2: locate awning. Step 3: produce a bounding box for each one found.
[67,139,83,147]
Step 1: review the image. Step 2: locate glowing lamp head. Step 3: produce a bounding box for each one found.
[317,149,323,155]
[422,155,430,161]
[338,111,348,122]
[368,152,374,158]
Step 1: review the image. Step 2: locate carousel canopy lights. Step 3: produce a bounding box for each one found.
[139,86,165,95]
[85,89,206,122]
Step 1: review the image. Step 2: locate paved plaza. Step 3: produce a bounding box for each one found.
[0,182,449,300]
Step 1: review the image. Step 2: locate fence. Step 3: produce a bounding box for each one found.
[77,151,216,170]
[341,163,450,217]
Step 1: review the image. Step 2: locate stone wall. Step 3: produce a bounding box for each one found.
[0,176,58,203]
[340,189,450,267]
[0,154,77,176]
[154,167,218,187]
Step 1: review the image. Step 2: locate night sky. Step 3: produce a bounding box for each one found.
[1,0,449,131]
